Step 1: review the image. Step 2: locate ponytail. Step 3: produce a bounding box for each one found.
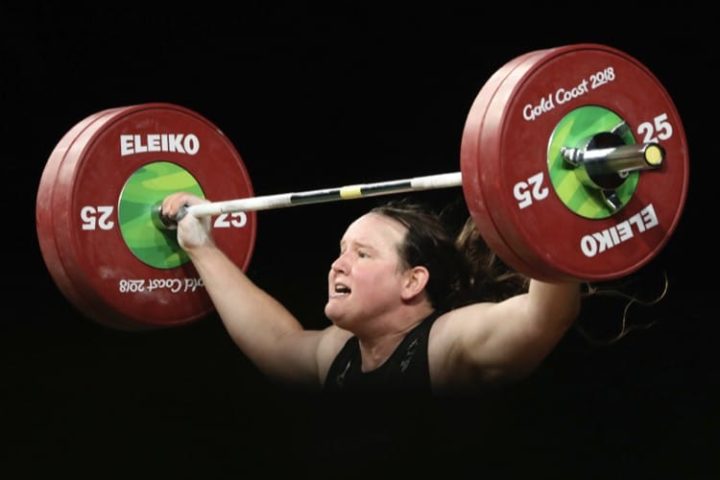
[371,201,527,312]
[454,217,529,305]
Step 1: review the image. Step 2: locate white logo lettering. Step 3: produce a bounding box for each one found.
[120,134,200,156]
[580,204,659,257]
[522,66,615,122]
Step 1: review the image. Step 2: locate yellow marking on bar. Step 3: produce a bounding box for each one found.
[645,145,664,166]
[340,185,363,199]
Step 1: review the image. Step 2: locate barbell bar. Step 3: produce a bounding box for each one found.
[157,140,662,228]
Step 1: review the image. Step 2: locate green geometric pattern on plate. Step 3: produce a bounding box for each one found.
[547,106,637,219]
[118,161,205,269]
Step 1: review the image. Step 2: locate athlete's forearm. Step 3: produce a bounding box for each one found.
[526,279,581,336]
[188,245,306,374]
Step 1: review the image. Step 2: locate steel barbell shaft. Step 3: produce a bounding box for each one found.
[162,142,665,227]
[561,142,665,173]
[166,142,665,225]
[189,172,463,216]
[161,172,463,226]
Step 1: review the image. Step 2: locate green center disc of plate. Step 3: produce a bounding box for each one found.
[118,161,205,269]
[547,105,638,219]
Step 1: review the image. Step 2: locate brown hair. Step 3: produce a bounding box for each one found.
[371,201,527,311]
[454,217,529,304]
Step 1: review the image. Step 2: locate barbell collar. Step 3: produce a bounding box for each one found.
[561,142,665,175]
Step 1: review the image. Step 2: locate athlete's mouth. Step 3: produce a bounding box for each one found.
[330,283,351,298]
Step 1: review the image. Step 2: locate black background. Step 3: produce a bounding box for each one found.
[2,3,718,478]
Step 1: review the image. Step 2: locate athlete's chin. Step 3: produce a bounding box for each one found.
[324,302,348,326]
[324,302,340,322]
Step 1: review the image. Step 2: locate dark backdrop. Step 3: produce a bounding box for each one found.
[2,3,717,478]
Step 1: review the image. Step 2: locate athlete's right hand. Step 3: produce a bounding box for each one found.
[161,193,214,251]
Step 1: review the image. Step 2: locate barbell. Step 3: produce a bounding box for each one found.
[36,43,689,330]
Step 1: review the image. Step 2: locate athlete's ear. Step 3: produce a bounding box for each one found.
[401,266,429,301]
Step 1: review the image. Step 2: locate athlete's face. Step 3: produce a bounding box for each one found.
[325,213,409,329]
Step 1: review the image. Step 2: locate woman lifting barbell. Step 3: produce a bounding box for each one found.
[161,192,581,393]
[36,43,688,391]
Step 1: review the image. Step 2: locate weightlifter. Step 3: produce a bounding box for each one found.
[161,193,581,393]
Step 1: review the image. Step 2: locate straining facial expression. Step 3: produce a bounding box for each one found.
[325,213,411,328]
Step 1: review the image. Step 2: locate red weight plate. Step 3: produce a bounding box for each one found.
[50,103,256,329]
[461,47,558,280]
[44,107,171,330]
[474,44,688,281]
[37,108,142,330]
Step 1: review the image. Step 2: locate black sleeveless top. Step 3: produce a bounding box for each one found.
[323,312,440,394]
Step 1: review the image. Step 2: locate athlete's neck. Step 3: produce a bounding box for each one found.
[357,304,434,372]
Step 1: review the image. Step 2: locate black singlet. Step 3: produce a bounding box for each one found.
[323,312,440,394]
